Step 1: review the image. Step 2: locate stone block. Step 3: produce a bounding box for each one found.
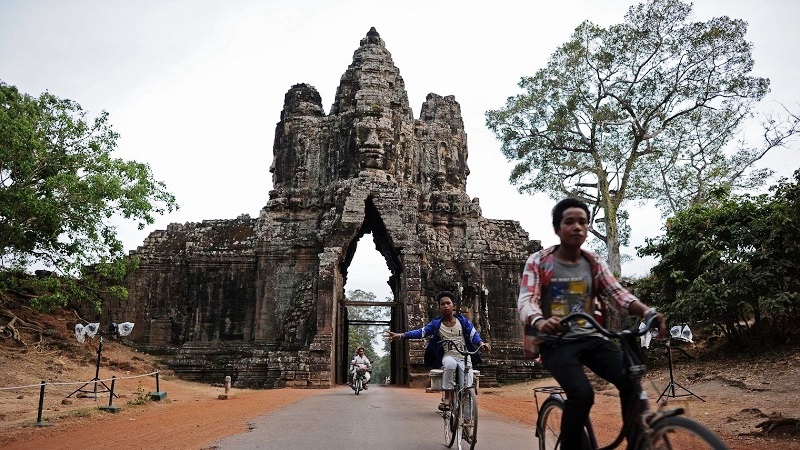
[99,405,122,413]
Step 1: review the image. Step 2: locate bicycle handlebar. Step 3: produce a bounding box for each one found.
[558,311,660,339]
[439,338,485,356]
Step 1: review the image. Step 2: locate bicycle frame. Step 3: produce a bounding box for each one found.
[534,313,728,449]
[536,312,672,449]
[440,338,483,450]
[440,338,481,388]
[441,341,474,401]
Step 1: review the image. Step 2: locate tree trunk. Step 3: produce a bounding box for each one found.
[605,211,622,277]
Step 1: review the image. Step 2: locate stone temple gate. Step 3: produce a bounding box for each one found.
[101,28,541,388]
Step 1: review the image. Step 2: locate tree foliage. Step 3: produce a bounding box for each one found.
[0,81,178,311]
[637,170,800,351]
[486,0,798,275]
[0,81,177,273]
[0,81,176,272]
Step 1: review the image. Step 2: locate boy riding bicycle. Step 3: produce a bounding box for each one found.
[518,198,666,449]
[386,291,490,412]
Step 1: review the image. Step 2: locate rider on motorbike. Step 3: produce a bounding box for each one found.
[350,347,371,389]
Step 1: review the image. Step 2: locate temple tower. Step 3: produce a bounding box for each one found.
[106,28,540,388]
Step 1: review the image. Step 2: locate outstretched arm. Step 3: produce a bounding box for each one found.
[386,321,435,342]
[592,253,667,339]
[386,330,405,342]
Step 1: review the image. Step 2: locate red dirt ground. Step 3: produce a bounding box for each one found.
[1,306,799,449]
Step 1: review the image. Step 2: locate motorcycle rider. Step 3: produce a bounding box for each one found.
[350,347,371,390]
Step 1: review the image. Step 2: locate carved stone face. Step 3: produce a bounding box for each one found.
[355,115,393,170]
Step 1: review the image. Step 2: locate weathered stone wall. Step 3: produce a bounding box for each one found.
[105,28,546,388]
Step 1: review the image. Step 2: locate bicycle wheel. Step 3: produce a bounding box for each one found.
[443,405,457,448]
[537,398,564,450]
[354,377,361,395]
[537,397,595,450]
[459,388,478,450]
[638,415,729,450]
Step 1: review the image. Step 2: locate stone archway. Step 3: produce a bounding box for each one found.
[336,197,403,384]
[339,295,395,384]
[104,28,540,389]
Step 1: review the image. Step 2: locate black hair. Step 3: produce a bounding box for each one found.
[357,347,365,352]
[436,291,459,307]
[552,198,591,231]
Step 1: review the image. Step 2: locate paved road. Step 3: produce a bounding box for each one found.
[212,385,536,449]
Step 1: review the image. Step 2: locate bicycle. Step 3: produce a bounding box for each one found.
[438,338,485,450]
[350,364,369,395]
[534,312,728,450]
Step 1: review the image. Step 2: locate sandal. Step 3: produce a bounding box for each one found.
[438,402,451,411]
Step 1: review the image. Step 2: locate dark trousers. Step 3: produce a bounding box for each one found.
[541,336,637,450]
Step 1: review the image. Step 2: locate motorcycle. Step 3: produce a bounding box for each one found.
[351,365,369,395]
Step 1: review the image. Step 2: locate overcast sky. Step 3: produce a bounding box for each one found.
[2,0,798,300]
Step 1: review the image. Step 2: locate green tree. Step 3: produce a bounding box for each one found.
[486,0,797,275]
[637,171,800,350]
[345,289,391,382]
[0,81,177,310]
[370,353,390,384]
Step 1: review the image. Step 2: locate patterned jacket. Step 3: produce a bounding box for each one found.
[517,245,638,354]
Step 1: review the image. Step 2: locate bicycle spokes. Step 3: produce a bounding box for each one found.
[455,389,478,450]
[443,406,457,447]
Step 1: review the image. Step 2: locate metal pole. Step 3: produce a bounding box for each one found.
[94,336,103,379]
[667,343,676,396]
[108,376,116,407]
[156,371,160,392]
[36,381,46,424]
[93,336,104,398]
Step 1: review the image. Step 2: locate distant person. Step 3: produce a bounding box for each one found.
[518,197,665,449]
[386,291,490,412]
[350,347,371,390]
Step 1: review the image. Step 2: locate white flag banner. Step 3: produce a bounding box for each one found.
[670,324,694,343]
[74,324,85,343]
[680,325,694,343]
[639,322,653,348]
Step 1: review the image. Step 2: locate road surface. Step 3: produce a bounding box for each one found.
[212,385,536,449]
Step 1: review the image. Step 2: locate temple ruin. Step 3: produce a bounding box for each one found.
[102,28,541,388]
